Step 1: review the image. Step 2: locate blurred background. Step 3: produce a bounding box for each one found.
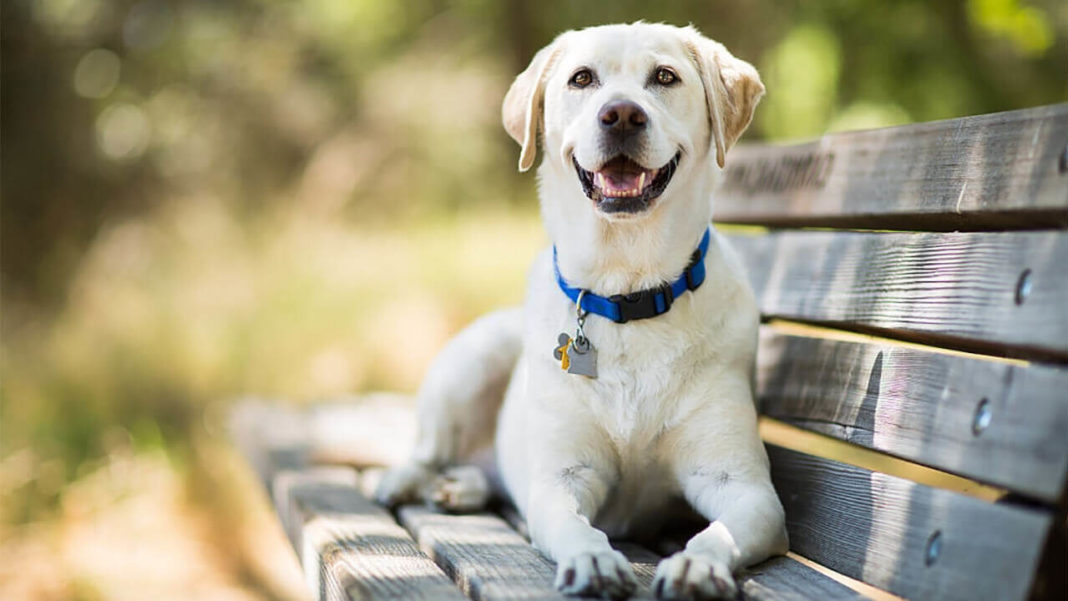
[2,0,1066,599]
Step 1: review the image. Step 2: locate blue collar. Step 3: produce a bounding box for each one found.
[553,228,711,324]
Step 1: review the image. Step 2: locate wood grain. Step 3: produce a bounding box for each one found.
[742,556,874,601]
[714,104,1068,230]
[398,505,568,601]
[276,469,467,601]
[768,445,1053,601]
[400,507,684,600]
[728,230,1068,360]
[495,504,877,600]
[756,330,1068,502]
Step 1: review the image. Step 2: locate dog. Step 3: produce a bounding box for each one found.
[375,22,788,600]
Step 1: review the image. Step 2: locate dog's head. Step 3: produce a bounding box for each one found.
[503,23,763,219]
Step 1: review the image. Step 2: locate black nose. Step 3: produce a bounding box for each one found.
[598,100,648,135]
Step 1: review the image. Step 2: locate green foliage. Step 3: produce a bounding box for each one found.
[968,0,1054,56]
[760,24,842,139]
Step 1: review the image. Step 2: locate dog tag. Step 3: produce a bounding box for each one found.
[553,332,572,371]
[566,336,598,378]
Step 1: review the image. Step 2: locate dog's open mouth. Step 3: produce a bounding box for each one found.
[574,152,681,213]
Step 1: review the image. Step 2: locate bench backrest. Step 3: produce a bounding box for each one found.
[713,104,1068,601]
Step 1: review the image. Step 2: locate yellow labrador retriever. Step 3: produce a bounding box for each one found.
[376,22,787,600]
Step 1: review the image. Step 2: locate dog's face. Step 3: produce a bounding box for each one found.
[549,27,698,216]
[503,23,764,219]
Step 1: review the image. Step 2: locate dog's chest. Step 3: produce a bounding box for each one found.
[575,329,709,537]
[580,308,713,423]
[533,280,724,440]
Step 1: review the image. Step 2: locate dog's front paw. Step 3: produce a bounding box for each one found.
[652,552,736,600]
[373,462,434,507]
[431,465,490,512]
[555,550,638,599]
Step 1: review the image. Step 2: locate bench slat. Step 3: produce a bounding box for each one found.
[768,445,1053,601]
[402,505,875,601]
[728,230,1068,360]
[742,556,872,601]
[757,330,1068,502]
[229,401,311,487]
[398,506,570,601]
[401,506,671,599]
[499,503,878,601]
[274,468,467,601]
[715,104,1068,230]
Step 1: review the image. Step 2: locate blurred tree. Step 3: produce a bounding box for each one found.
[3,0,1065,314]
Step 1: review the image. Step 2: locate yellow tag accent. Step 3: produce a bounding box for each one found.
[556,339,572,371]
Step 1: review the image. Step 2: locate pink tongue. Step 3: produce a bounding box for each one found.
[602,172,643,193]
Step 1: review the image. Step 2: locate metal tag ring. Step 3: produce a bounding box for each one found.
[575,290,589,338]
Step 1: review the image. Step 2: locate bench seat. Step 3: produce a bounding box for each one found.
[230,104,1068,601]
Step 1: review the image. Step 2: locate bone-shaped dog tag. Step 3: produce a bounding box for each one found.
[566,336,598,378]
[552,332,572,371]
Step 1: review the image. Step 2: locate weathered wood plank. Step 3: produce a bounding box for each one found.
[615,543,661,593]
[768,445,1053,601]
[759,417,1004,504]
[272,467,362,549]
[714,104,1068,230]
[228,400,311,487]
[230,404,880,599]
[305,394,417,467]
[228,397,417,478]
[756,330,1068,502]
[400,506,679,599]
[398,505,568,601]
[742,556,873,601]
[728,230,1068,360]
[276,468,466,601]
[496,502,876,600]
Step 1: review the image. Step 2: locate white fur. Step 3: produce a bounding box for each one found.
[376,23,787,600]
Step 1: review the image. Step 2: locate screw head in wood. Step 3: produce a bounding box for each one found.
[1014,269,1032,305]
[972,398,991,436]
[925,530,942,566]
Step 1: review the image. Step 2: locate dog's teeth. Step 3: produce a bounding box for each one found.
[595,173,605,190]
[638,172,646,190]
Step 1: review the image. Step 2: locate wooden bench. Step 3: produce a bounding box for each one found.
[230,104,1068,601]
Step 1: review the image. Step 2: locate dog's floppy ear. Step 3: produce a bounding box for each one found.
[685,32,765,169]
[502,36,565,172]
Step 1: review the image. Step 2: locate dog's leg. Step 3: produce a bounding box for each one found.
[374,308,522,511]
[653,478,787,600]
[653,402,788,600]
[523,435,638,600]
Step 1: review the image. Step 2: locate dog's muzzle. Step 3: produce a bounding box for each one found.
[574,152,681,214]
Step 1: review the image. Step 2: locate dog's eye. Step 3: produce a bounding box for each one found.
[655,67,678,86]
[569,69,594,88]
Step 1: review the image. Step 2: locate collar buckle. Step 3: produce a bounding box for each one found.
[609,283,673,324]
